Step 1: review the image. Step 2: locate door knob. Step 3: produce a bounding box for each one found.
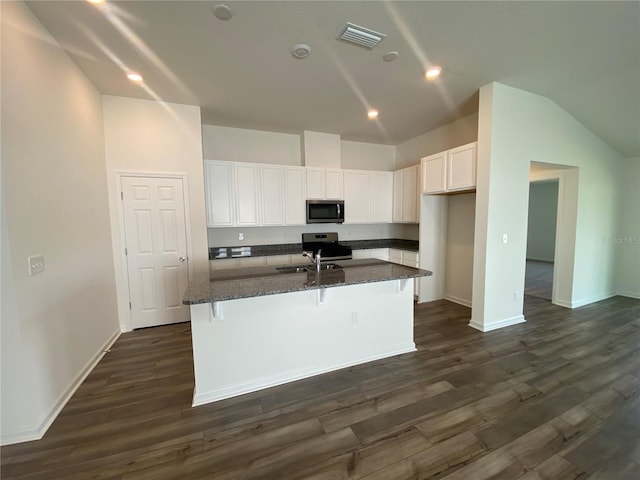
[179,256,188,263]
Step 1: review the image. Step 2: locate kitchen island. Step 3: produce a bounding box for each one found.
[183,259,431,406]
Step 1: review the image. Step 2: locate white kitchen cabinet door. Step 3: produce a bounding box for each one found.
[210,259,239,270]
[305,168,326,200]
[421,142,477,194]
[447,142,477,192]
[325,169,343,199]
[369,248,389,261]
[402,165,419,223]
[260,165,285,225]
[238,256,267,267]
[284,167,306,225]
[389,248,403,264]
[204,160,235,227]
[234,163,260,226]
[352,250,370,259]
[343,170,370,223]
[266,255,293,266]
[421,152,447,194]
[392,170,403,222]
[370,171,393,223]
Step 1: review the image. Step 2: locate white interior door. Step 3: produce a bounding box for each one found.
[121,176,190,329]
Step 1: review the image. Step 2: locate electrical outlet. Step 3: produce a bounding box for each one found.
[351,312,360,325]
[503,233,508,244]
[514,290,520,301]
[239,233,244,241]
[28,255,45,275]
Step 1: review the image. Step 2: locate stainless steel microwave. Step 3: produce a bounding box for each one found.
[306,200,345,224]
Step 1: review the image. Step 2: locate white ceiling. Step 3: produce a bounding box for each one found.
[26,1,640,157]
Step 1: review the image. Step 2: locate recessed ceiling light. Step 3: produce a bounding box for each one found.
[292,44,311,59]
[212,4,233,21]
[383,51,399,62]
[86,0,105,4]
[424,66,442,80]
[367,109,379,119]
[127,72,143,82]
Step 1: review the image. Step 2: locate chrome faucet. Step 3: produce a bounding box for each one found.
[302,249,322,272]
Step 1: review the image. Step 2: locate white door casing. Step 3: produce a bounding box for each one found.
[121,176,190,329]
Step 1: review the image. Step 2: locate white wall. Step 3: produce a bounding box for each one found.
[1,1,119,444]
[472,83,624,331]
[102,96,208,331]
[341,141,396,171]
[615,157,640,298]
[526,181,559,262]
[395,113,478,169]
[444,194,476,306]
[202,125,302,165]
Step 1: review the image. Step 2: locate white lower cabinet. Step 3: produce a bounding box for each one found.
[266,255,293,266]
[389,249,420,295]
[352,248,389,261]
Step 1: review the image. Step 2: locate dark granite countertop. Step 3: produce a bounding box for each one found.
[209,238,419,260]
[184,258,432,304]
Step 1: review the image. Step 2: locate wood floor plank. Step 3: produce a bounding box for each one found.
[2,295,638,479]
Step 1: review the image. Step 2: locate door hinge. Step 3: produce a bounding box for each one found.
[129,302,132,310]
[120,191,124,200]
[125,247,128,255]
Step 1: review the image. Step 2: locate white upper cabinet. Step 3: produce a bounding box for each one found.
[305,168,325,199]
[422,142,477,194]
[234,163,260,226]
[325,169,343,199]
[343,170,370,224]
[421,152,447,194]
[447,143,477,191]
[259,165,285,225]
[369,171,393,223]
[402,165,419,223]
[306,168,343,200]
[283,167,306,225]
[393,164,419,223]
[204,160,235,227]
[392,170,403,222]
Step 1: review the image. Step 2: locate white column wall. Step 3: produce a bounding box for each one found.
[472,83,624,331]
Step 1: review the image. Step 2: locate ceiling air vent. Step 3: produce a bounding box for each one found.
[338,22,386,49]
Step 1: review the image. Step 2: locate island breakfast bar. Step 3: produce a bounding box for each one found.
[183,259,431,407]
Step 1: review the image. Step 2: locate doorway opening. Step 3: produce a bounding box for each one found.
[525,179,558,301]
[526,161,579,308]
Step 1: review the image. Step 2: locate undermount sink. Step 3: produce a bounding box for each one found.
[276,263,343,274]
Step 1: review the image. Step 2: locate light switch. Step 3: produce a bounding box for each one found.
[502,234,508,244]
[28,255,45,275]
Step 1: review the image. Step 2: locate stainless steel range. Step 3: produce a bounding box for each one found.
[301,232,352,262]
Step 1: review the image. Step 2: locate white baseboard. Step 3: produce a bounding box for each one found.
[554,298,573,308]
[443,295,472,308]
[192,342,416,407]
[616,290,640,300]
[570,292,616,309]
[468,314,526,332]
[0,329,121,446]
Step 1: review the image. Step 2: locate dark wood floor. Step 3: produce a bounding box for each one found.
[2,296,640,479]
[525,260,554,300]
